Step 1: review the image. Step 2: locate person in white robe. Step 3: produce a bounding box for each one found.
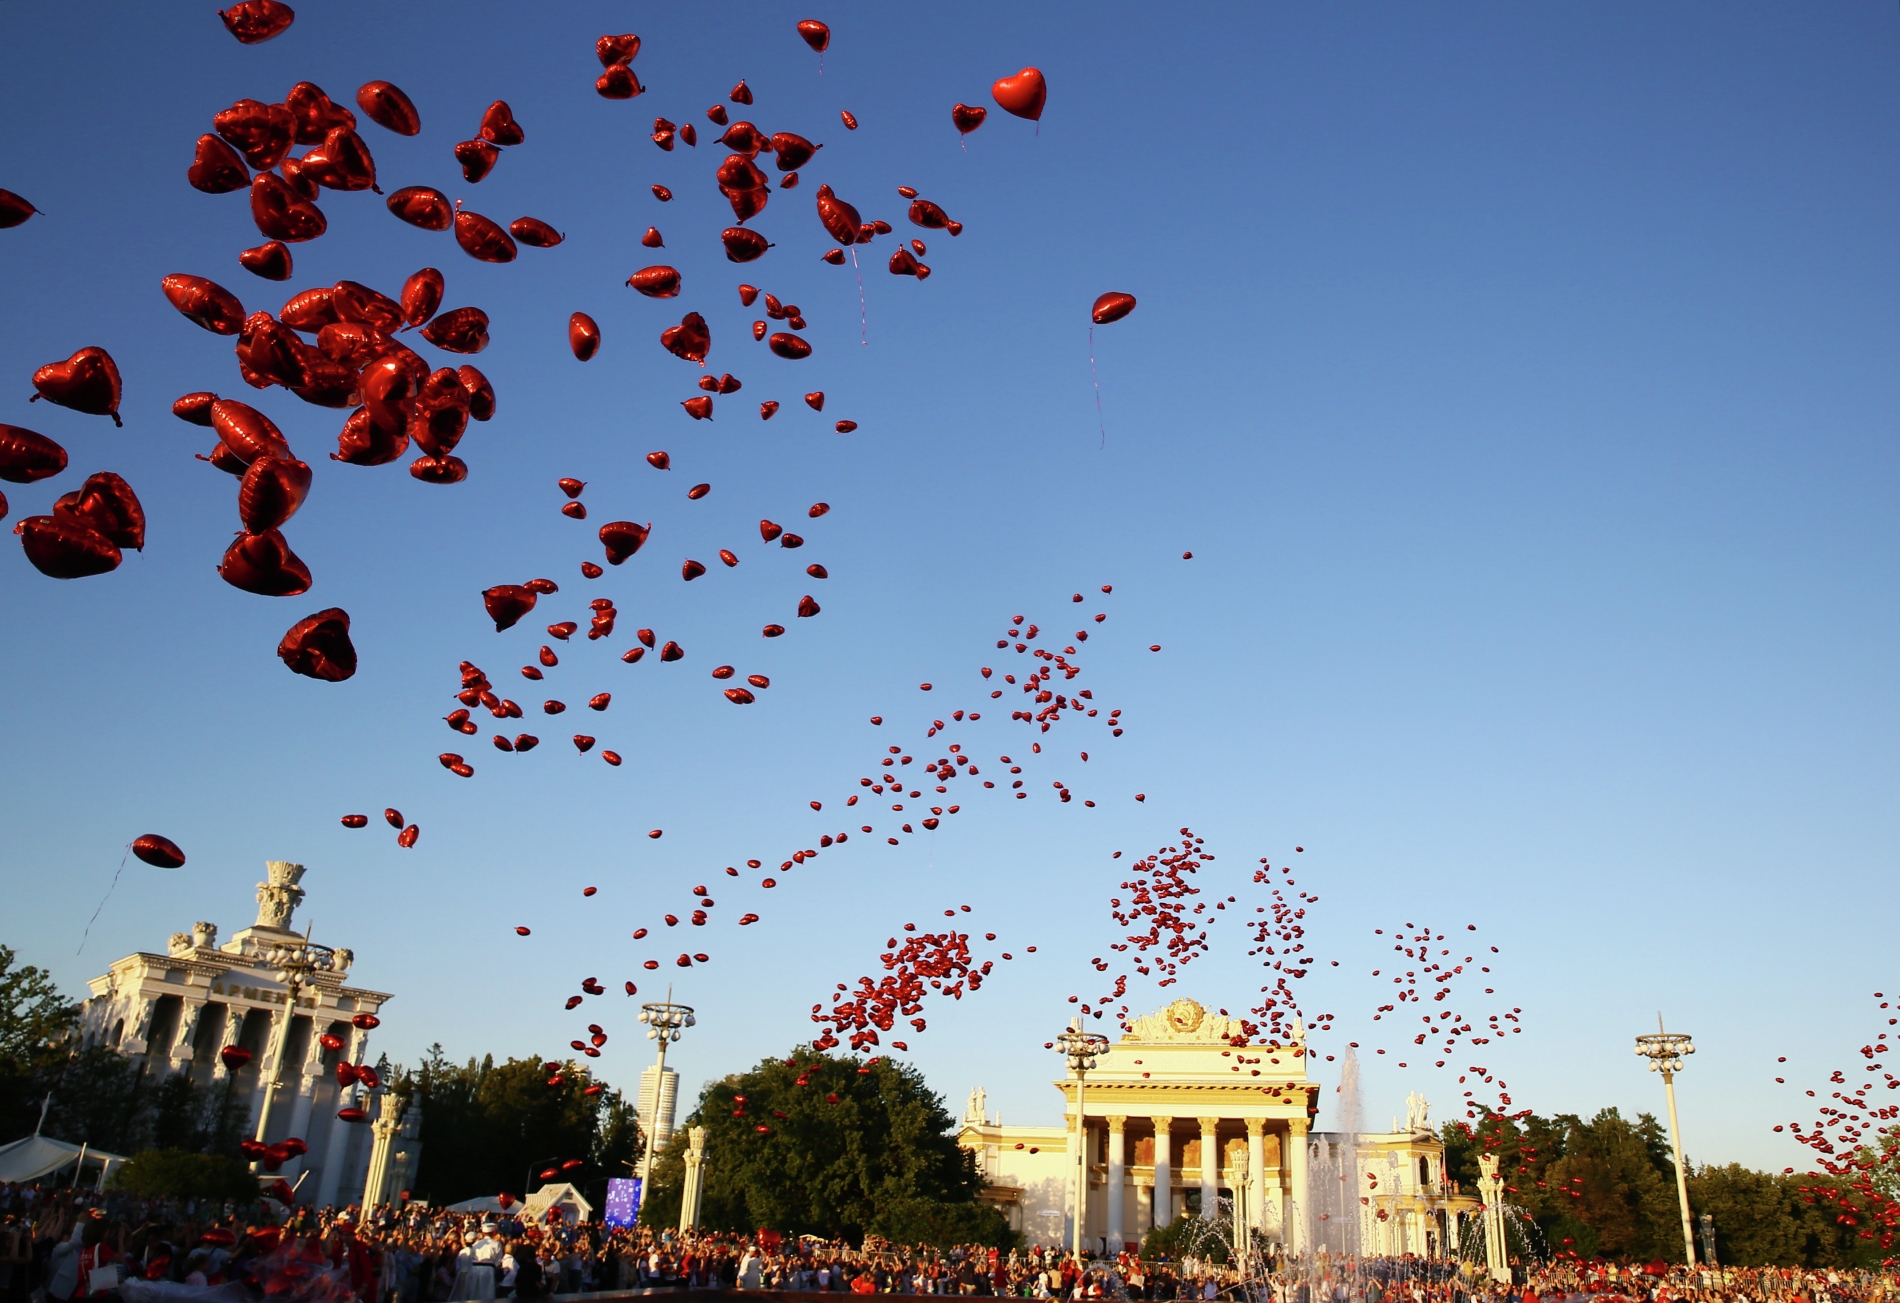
[452,1223,505,1301]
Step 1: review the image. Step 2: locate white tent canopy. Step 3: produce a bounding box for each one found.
[443,1194,519,1215]
[0,1134,130,1185]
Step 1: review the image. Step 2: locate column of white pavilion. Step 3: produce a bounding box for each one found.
[1197,1118,1220,1218]
[168,997,207,1073]
[281,1020,324,1178]
[313,1023,370,1208]
[1287,1117,1310,1252]
[1245,1119,1267,1231]
[1150,1117,1173,1229]
[1106,1117,1127,1251]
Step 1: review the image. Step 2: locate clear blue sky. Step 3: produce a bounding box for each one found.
[2,2,1895,1172]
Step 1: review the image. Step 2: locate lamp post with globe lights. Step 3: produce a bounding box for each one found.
[635,996,695,1214]
[1635,1017,1697,1266]
[252,930,338,1165]
[1056,1017,1110,1262]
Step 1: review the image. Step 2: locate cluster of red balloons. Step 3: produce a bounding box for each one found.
[1071,830,1221,1028]
[1775,994,1900,1246]
[1357,918,1516,1083]
[809,905,1006,1054]
[0,6,1176,1075]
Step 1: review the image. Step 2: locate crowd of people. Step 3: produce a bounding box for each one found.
[2,1180,1898,1303]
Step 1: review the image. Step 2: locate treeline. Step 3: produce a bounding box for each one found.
[1443,1108,1882,1268]
[638,1047,1014,1246]
[0,945,247,1159]
[386,1046,642,1207]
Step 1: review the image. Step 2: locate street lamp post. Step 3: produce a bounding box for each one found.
[635,995,695,1217]
[1634,1016,1697,1267]
[252,931,337,1166]
[1056,1017,1109,1264]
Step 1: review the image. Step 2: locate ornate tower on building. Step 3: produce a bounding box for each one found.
[76,862,395,1208]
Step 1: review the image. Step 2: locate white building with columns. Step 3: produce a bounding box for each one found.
[77,861,406,1208]
[957,998,1480,1256]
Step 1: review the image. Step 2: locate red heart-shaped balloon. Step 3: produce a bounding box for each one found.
[298,127,379,193]
[213,99,295,170]
[14,516,121,579]
[409,369,470,457]
[331,407,408,466]
[0,425,68,483]
[455,138,500,184]
[815,184,862,246]
[239,457,313,533]
[53,472,145,551]
[234,313,312,390]
[599,520,651,566]
[454,209,517,263]
[356,82,420,137]
[286,82,356,145]
[212,399,293,465]
[459,365,495,421]
[162,274,247,335]
[250,173,327,243]
[220,529,312,596]
[219,0,294,44]
[31,348,122,425]
[239,240,293,281]
[386,186,452,230]
[330,280,405,333]
[420,307,490,354]
[991,68,1047,121]
[409,454,468,484]
[189,134,250,194]
[480,101,525,147]
[131,833,186,868]
[660,312,711,363]
[399,270,443,330]
[279,608,357,681]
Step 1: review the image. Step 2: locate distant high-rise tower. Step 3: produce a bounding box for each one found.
[637,1064,679,1153]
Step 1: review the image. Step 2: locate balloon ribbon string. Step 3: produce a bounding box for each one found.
[1090,323,1105,448]
[851,246,867,345]
[79,845,131,955]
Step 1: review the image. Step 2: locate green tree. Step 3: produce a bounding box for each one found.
[109,1149,256,1201]
[390,1047,613,1206]
[644,1047,1012,1245]
[0,944,80,1140]
[1445,1108,1684,1262]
